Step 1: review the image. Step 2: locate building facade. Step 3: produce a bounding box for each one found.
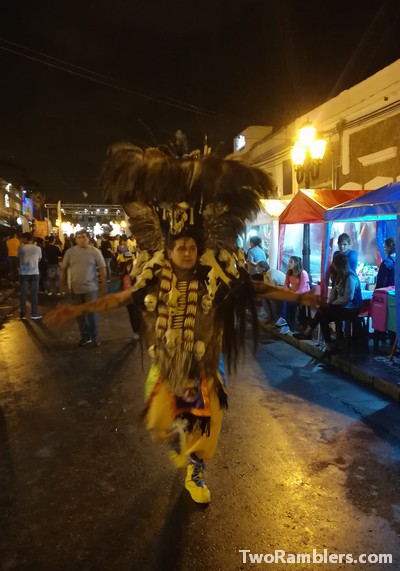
[231,59,400,196]
[0,179,23,233]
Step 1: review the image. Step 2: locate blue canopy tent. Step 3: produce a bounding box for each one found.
[397,210,400,345]
[323,182,400,342]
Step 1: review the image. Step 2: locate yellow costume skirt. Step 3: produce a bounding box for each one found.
[145,365,223,462]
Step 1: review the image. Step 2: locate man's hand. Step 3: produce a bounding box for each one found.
[299,291,322,307]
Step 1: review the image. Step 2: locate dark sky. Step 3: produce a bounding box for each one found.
[1,0,400,202]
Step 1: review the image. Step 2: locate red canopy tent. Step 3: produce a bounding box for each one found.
[278,189,371,281]
[279,189,370,224]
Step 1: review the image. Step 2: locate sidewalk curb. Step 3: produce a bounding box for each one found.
[261,321,400,403]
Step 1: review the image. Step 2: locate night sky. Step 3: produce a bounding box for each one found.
[1,0,400,203]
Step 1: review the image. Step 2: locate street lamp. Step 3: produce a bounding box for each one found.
[291,122,326,276]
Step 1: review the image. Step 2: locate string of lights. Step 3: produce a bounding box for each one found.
[0,37,256,124]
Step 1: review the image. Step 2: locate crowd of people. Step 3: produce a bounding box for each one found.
[0,229,138,345]
[245,232,397,355]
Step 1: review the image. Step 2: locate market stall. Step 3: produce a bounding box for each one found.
[278,189,369,281]
[245,199,289,269]
[324,182,400,340]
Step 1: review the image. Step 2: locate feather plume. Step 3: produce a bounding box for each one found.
[123,201,165,253]
[101,142,275,208]
[100,142,276,252]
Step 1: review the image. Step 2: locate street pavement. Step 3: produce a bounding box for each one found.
[1,294,400,570]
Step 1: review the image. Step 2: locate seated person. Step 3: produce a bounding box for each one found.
[296,253,362,354]
[256,261,285,321]
[330,232,358,284]
[376,237,395,289]
[246,237,268,279]
[275,256,310,334]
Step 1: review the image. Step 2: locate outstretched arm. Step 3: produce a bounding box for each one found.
[44,288,134,327]
[252,281,321,306]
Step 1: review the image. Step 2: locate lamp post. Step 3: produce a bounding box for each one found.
[291,122,326,276]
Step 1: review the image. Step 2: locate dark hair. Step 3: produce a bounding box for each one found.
[250,236,262,247]
[332,253,350,282]
[257,260,269,272]
[384,237,395,253]
[48,236,55,244]
[166,228,203,254]
[338,233,351,244]
[288,255,302,276]
[75,229,89,237]
[21,232,33,241]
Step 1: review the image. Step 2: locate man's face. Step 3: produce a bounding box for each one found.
[75,233,90,248]
[168,238,198,272]
[338,240,350,253]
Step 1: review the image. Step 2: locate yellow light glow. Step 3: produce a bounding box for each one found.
[298,124,316,147]
[260,199,287,217]
[121,220,127,228]
[291,141,306,166]
[310,138,327,160]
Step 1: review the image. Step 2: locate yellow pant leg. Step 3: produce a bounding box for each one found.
[145,377,223,463]
[185,380,223,462]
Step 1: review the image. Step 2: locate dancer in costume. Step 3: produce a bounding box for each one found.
[45,143,320,504]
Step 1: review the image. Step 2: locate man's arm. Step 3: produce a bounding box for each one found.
[252,281,321,306]
[44,288,133,327]
[98,266,107,296]
[59,250,70,294]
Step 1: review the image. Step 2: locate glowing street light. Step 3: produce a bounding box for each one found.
[291,121,327,276]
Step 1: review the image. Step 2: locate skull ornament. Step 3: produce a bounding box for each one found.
[144,294,157,312]
[201,294,213,314]
[164,329,180,355]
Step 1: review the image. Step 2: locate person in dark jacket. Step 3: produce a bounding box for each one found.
[330,232,358,284]
[376,237,395,289]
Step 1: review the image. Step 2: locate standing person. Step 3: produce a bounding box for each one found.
[375,237,395,289]
[296,253,362,353]
[44,236,62,295]
[246,236,268,278]
[45,142,321,505]
[275,256,310,334]
[100,234,114,282]
[35,237,48,293]
[6,231,20,283]
[60,230,107,347]
[17,232,42,320]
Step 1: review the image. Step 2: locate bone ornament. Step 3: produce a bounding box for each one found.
[132,268,154,292]
[164,329,181,355]
[194,340,206,361]
[219,249,239,278]
[148,345,156,360]
[144,294,157,312]
[205,268,219,300]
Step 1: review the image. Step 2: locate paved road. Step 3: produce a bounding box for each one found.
[1,300,400,571]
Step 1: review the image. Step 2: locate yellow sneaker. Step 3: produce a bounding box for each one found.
[185,462,211,504]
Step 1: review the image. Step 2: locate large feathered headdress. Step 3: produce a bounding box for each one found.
[100,142,276,253]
